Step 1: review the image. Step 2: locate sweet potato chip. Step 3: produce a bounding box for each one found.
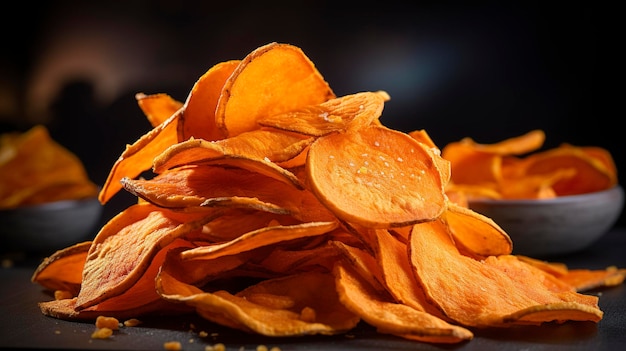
[157,270,359,336]
[98,111,181,204]
[215,42,335,137]
[155,129,313,168]
[177,60,240,142]
[257,91,388,137]
[516,256,626,292]
[442,202,513,257]
[333,260,473,343]
[370,228,448,318]
[136,93,184,128]
[76,203,222,309]
[409,219,603,327]
[306,125,447,228]
[31,241,91,296]
[122,164,334,221]
[180,221,338,261]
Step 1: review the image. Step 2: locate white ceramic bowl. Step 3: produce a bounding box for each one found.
[0,197,103,254]
[467,185,624,258]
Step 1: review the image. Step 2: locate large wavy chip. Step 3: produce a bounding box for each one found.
[215,42,335,137]
[408,219,603,327]
[98,110,180,204]
[157,270,359,336]
[442,202,513,257]
[178,60,240,142]
[31,241,91,296]
[76,203,222,309]
[181,221,339,261]
[333,261,473,343]
[306,125,447,228]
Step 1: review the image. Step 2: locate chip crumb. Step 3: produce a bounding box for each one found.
[205,343,226,351]
[198,331,208,337]
[96,315,120,330]
[257,345,268,351]
[91,327,113,339]
[54,330,61,335]
[123,318,142,327]
[269,347,281,351]
[163,341,182,350]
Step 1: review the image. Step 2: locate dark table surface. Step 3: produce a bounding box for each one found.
[1,226,625,351]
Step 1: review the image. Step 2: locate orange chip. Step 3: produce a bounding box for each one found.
[178,60,240,142]
[442,202,513,257]
[156,269,359,336]
[215,42,335,138]
[75,203,221,309]
[257,91,388,137]
[136,93,184,128]
[306,125,447,228]
[31,241,91,296]
[333,260,473,343]
[180,221,339,261]
[98,111,180,204]
[409,219,603,327]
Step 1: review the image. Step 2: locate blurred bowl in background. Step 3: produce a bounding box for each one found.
[0,196,103,255]
[467,185,624,258]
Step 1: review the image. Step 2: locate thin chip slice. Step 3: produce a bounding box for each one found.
[155,129,313,167]
[178,60,240,142]
[516,256,626,292]
[372,229,448,318]
[156,270,359,336]
[122,165,334,222]
[215,42,335,137]
[333,261,473,343]
[38,292,192,321]
[31,241,91,296]
[473,129,545,155]
[442,202,513,257]
[257,91,388,137]
[136,93,184,128]
[180,221,338,261]
[306,125,447,228]
[441,142,503,186]
[76,203,222,309]
[408,219,603,327]
[98,110,181,204]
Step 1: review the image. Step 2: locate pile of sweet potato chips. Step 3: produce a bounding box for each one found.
[0,125,99,209]
[32,42,625,345]
[442,129,619,202]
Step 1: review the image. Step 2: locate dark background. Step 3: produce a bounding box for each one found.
[1,1,621,224]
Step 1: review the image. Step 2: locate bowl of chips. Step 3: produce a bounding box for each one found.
[0,125,103,254]
[467,186,624,257]
[442,129,622,257]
